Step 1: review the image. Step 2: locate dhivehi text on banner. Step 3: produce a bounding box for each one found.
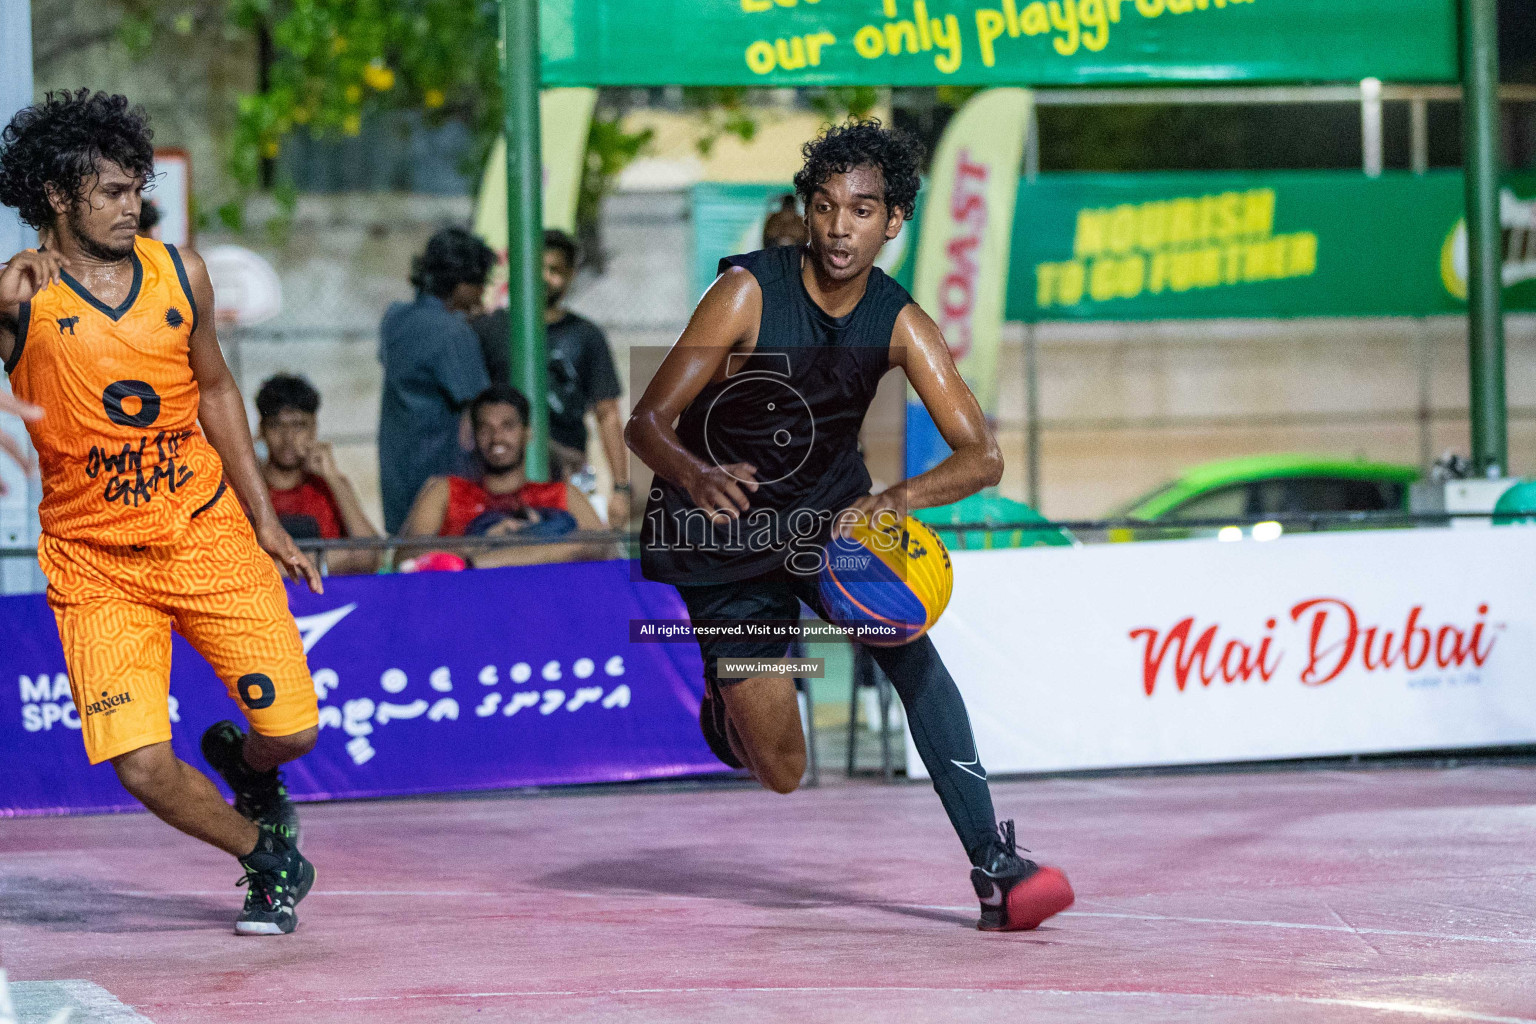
[1009,171,1536,322]
[913,526,1536,777]
[907,88,1032,477]
[1,560,721,816]
[541,0,1457,87]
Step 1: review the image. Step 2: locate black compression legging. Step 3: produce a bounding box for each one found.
[861,637,1000,864]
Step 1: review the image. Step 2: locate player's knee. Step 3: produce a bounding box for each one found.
[254,726,316,763]
[756,746,806,795]
[760,770,803,795]
[112,745,178,800]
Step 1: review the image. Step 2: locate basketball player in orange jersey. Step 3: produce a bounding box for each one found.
[0,91,321,935]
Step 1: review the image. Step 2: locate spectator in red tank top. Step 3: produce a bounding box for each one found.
[400,383,612,568]
[257,374,381,574]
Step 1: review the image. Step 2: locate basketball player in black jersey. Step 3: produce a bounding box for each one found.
[628,121,1073,931]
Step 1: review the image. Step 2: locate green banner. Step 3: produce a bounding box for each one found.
[695,172,1536,322]
[1010,171,1536,321]
[542,0,1457,87]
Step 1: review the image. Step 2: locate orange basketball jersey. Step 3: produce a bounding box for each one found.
[5,237,225,547]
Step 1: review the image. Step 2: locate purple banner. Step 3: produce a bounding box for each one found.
[1,560,723,816]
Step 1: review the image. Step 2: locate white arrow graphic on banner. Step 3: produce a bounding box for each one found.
[294,603,357,655]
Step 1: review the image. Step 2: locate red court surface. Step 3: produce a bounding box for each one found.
[2,765,1534,1023]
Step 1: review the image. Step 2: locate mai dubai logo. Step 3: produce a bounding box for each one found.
[1441,188,1536,299]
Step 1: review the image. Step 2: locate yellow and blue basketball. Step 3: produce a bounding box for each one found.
[818,515,953,646]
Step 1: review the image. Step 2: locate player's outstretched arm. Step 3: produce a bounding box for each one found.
[180,247,323,594]
[624,267,763,519]
[858,303,1002,520]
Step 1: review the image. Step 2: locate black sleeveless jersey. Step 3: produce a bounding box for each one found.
[640,246,913,585]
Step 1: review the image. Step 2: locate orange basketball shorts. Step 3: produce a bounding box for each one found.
[38,486,318,764]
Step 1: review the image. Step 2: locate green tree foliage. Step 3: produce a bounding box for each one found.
[223,0,503,187]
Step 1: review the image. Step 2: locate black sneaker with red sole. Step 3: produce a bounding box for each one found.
[970,820,1074,931]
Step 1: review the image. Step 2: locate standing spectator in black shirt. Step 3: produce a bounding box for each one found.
[378,227,493,533]
[472,230,630,525]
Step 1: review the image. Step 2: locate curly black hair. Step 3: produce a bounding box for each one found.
[256,373,322,422]
[410,226,495,298]
[0,90,155,232]
[793,119,924,222]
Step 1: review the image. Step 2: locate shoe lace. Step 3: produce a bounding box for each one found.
[998,819,1029,856]
[236,868,278,910]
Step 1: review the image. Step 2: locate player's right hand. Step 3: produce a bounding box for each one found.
[0,249,66,308]
[685,462,759,519]
[255,517,324,595]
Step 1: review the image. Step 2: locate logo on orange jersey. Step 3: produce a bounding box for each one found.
[165,307,184,329]
[83,689,134,718]
[57,316,79,335]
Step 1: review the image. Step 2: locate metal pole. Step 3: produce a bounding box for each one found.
[1024,322,1041,510]
[1415,318,1433,472]
[500,0,549,481]
[1410,97,1429,175]
[1459,0,1506,476]
[1360,78,1383,178]
[1023,101,1040,183]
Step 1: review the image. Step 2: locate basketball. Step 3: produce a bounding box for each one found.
[818,514,954,647]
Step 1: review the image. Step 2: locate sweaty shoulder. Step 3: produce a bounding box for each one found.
[890,303,933,343]
[693,263,762,323]
[717,246,799,290]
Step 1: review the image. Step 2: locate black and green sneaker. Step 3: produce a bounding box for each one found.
[235,827,316,936]
[201,720,301,844]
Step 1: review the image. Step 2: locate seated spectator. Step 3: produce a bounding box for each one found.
[257,373,381,575]
[400,383,612,568]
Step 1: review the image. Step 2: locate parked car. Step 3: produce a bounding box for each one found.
[1113,454,1419,540]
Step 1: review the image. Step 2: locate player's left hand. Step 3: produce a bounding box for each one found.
[256,518,324,594]
[837,491,907,539]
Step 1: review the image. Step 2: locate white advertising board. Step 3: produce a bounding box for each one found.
[911,527,1536,777]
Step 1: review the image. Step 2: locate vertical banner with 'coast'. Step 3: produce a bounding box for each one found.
[907,88,1032,477]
